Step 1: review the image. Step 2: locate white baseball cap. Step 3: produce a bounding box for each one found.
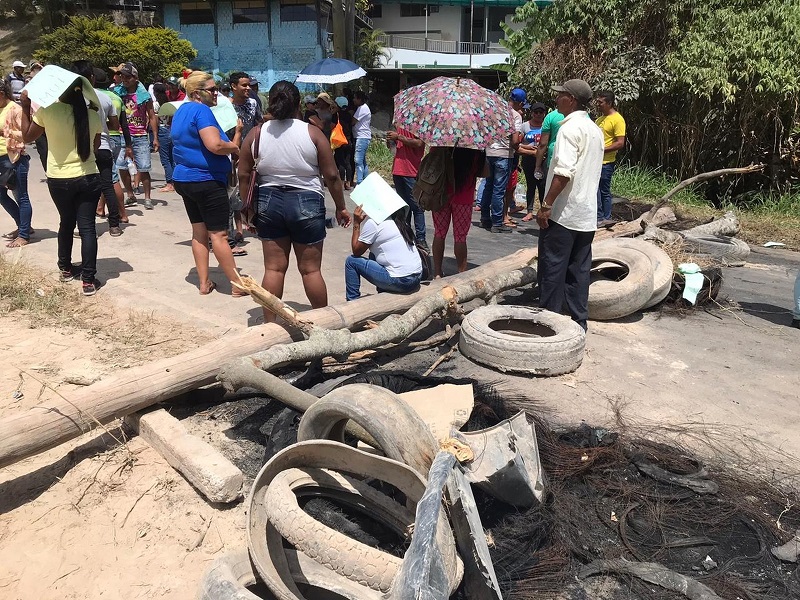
[12,60,26,68]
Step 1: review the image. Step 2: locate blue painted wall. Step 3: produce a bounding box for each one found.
[163,2,325,89]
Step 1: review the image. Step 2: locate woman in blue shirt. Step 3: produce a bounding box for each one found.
[172,71,243,295]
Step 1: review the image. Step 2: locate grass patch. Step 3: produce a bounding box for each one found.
[611,165,800,251]
[366,137,394,181]
[0,253,211,364]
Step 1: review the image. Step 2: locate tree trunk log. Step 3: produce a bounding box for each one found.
[683,211,740,237]
[0,250,535,469]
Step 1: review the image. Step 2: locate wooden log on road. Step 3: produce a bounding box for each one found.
[0,249,536,470]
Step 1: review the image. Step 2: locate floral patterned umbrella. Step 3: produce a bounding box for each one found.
[392,77,514,149]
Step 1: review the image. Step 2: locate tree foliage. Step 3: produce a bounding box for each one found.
[503,0,800,193]
[33,16,197,83]
[355,28,388,70]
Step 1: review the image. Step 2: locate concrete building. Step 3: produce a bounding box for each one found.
[160,0,372,88]
[367,0,537,90]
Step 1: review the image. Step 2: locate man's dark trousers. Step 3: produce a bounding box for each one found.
[537,219,594,330]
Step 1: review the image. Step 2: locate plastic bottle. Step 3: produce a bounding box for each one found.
[126,157,137,177]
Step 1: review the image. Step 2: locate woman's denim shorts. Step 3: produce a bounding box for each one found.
[255,185,326,245]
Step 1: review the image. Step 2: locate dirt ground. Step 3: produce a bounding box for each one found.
[1,156,799,599]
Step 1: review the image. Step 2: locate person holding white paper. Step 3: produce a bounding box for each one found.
[345,205,422,301]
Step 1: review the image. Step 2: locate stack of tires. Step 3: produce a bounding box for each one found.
[588,238,674,320]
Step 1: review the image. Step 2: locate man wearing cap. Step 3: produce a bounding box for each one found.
[113,62,159,210]
[5,61,26,102]
[165,76,185,102]
[481,88,524,233]
[594,90,626,226]
[536,79,604,331]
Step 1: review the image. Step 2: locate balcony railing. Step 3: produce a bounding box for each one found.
[376,33,487,55]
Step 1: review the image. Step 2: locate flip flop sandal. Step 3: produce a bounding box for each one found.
[522,213,535,222]
[6,238,28,248]
[232,288,249,298]
[503,221,518,228]
[232,248,248,257]
[199,281,217,295]
[2,230,18,240]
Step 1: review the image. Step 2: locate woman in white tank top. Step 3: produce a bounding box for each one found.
[237,81,351,323]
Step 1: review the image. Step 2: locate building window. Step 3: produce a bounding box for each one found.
[281,0,316,22]
[366,4,382,18]
[233,0,269,23]
[180,1,214,25]
[400,4,438,17]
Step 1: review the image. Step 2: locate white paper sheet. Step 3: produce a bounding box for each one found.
[349,172,407,223]
[21,65,100,113]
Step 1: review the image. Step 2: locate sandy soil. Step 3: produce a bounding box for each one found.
[0,156,798,599]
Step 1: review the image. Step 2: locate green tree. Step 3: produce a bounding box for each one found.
[502,0,800,192]
[33,16,197,83]
[355,28,388,70]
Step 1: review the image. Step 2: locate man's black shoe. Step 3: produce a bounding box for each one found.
[480,221,492,230]
[791,318,800,329]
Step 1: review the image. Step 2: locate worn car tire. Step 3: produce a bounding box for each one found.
[595,238,673,309]
[682,234,750,262]
[458,305,585,376]
[197,548,383,600]
[264,467,413,593]
[588,246,654,320]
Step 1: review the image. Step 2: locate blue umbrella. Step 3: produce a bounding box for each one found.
[296,58,367,84]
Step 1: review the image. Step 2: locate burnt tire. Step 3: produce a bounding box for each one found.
[197,548,383,600]
[263,467,414,593]
[458,305,585,376]
[682,234,750,263]
[595,238,673,309]
[588,246,654,320]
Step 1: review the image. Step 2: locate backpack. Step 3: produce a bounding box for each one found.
[413,147,454,212]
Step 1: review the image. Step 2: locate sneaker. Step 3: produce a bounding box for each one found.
[59,270,74,283]
[124,197,138,207]
[491,225,513,233]
[82,279,100,296]
[144,199,154,210]
[109,226,123,237]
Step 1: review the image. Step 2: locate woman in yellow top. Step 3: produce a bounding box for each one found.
[0,78,32,248]
[20,82,103,296]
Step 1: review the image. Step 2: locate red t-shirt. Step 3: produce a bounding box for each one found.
[392,128,424,177]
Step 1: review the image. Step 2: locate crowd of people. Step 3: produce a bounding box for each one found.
[13,59,789,334]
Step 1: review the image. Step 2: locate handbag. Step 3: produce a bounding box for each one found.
[330,120,348,150]
[415,241,433,282]
[0,165,17,191]
[241,124,263,231]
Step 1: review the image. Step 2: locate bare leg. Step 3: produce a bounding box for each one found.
[454,241,468,273]
[234,211,243,239]
[208,229,241,291]
[190,222,212,292]
[120,170,135,201]
[432,236,445,278]
[97,196,106,215]
[114,182,128,221]
[293,241,327,308]
[261,237,291,322]
[141,172,152,201]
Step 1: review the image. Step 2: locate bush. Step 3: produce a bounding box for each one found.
[34,16,197,83]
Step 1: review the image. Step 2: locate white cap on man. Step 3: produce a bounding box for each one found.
[12,60,26,68]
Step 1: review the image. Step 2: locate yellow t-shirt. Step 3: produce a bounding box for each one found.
[595,111,626,164]
[33,102,101,178]
[0,102,12,156]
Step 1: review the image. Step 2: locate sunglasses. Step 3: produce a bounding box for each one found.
[200,86,219,94]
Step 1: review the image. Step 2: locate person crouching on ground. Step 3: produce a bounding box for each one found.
[345,205,423,301]
[20,83,103,296]
[171,71,244,295]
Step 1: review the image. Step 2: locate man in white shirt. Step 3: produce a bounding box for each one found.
[536,79,604,331]
[480,88,524,233]
[352,91,372,185]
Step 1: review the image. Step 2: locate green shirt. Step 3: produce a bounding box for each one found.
[541,109,565,164]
